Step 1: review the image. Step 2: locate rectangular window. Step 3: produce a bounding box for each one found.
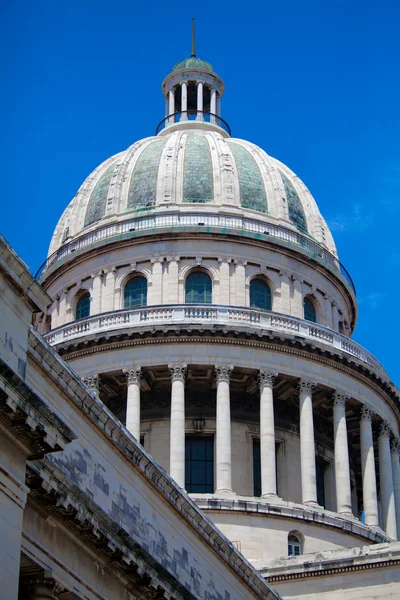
[185,437,214,493]
[316,459,326,507]
[253,439,279,497]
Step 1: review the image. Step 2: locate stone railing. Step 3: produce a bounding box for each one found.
[37,212,355,295]
[44,304,385,377]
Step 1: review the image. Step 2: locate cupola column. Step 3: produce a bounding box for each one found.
[378,422,397,538]
[360,406,379,526]
[215,364,233,493]
[181,82,188,119]
[391,439,400,538]
[169,89,175,119]
[216,94,221,117]
[124,367,142,441]
[197,81,203,119]
[299,379,318,505]
[333,391,352,515]
[210,88,217,123]
[169,364,187,488]
[259,370,278,497]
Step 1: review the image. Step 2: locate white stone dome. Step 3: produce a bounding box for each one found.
[49,129,337,257]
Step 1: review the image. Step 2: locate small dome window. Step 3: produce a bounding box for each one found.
[304,296,317,323]
[124,276,147,309]
[185,271,212,304]
[75,293,90,320]
[288,532,302,556]
[250,278,272,311]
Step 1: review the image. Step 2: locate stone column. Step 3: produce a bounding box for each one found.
[82,374,100,397]
[379,422,397,538]
[166,256,180,304]
[333,391,352,515]
[124,367,142,441]
[360,406,379,526]
[324,296,333,329]
[169,363,187,488]
[58,289,68,324]
[181,81,187,118]
[391,439,400,538]
[215,364,233,493]
[216,94,221,116]
[103,267,117,312]
[197,81,203,118]
[218,258,231,305]
[234,260,246,306]
[90,270,103,315]
[150,257,164,304]
[332,301,340,332]
[169,89,175,121]
[299,379,318,505]
[278,270,291,314]
[210,88,217,123]
[259,370,278,497]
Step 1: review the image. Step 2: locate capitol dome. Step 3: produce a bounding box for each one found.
[49,131,337,257]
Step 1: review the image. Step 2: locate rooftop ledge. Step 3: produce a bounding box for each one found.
[39,212,355,297]
[43,304,387,379]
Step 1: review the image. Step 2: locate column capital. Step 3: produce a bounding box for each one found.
[279,269,291,279]
[166,255,180,263]
[169,363,187,382]
[333,390,350,408]
[360,405,374,421]
[150,256,164,264]
[124,366,142,384]
[82,374,100,395]
[218,257,232,264]
[298,378,317,394]
[215,364,233,383]
[391,438,400,455]
[234,259,247,267]
[258,370,278,389]
[379,421,392,438]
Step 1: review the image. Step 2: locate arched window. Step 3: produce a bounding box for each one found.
[250,278,272,310]
[304,297,317,323]
[124,276,147,308]
[288,532,302,556]
[185,271,212,304]
[75,292,90,320]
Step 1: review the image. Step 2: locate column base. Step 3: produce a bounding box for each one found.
[302,500,320,507]
[214,489,235,497]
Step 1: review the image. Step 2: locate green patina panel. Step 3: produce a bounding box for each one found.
[84,163,116,226]
[228,142,267,213]
[183,135,214,203]
[128,139,167,210]
[280,170,308,232]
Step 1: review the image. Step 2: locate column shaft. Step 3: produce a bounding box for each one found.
[197,81,203,117]
[333,393,352,515]
[169,364,186,488]
[259,371,277,496]
[379,423,397,538]
[181,82,187,117]
[169,89,175,121]
[215,365,233,493]
[360,407,379,526]
[124,367,141,441]
[150,258,163,304]
[391,440,400,538]
[234,260,246,305]
[218,259,231,304]
[299,380,318,505]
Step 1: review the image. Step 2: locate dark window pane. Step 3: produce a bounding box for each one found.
[124,276,147,308]
[76,293,90,320]
[253,438,261,497]
[185,437,214,493]
[250,279,271,310]
[185,272,212,304]
[316,460,326,507]
[304,297,317,322]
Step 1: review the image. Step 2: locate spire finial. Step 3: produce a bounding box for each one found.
[191,18,196,57]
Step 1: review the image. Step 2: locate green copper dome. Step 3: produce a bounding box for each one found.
[172,56,214,72]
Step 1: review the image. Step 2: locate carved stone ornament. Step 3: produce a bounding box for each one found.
[82,374,100,394]
[20,577,65,599]
[166,255,180,263]
[360,405,374,421]
[124,367,142,385]
[258,370,278,389]
[298,379,317,395]
[168,363,187,381]
[379,421,391,438]
[215,364,233,383]
[193,418,205,432]
[150,256,164,264]
[333,390,350,408]
[391,438,400,455]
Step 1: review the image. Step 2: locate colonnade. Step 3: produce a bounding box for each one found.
[166,81,220,119]
[82,367,400,539]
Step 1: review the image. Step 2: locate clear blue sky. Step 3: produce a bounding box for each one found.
[1,1,399,385]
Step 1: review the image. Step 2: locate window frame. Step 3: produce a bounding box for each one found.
[124,275,148,309]
[304,295,317,323]
[75,291,91,321]
[185,436,214,493]
[185,270,212,304]
[249,277,272,311]
[288,532,302,556]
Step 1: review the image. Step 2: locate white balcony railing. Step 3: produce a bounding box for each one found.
[44,305,386,378]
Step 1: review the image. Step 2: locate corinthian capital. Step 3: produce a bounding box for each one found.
[333,390,350,408]
[379,421,391,438]
[82,374,100,395]
[258,370,277,389]
[360,405,374,421]
[391,438,400,455]
[298,378,317,395]
[169,363,187,382]
[215,364,233,383]
[124,366,142,385]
